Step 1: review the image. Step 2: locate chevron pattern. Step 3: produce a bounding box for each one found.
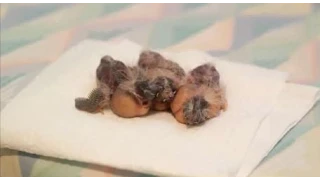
[0,3,319,177]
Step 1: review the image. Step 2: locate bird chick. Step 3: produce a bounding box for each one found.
[75,55,130,114]
[144,69,180,111]
[96,55,131,92]
[170,63,227,126]
[186,63,220,88]
[138,50,186,79]
[137,50,185,111]
[110,66,152,118]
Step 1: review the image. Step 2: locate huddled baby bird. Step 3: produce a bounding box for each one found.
[74,50,227,126]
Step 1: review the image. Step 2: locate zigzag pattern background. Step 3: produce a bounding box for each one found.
[0,3,319,176]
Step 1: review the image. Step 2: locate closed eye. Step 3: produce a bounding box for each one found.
[141,99,149,106]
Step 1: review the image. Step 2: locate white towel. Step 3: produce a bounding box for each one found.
[0,39,318,176]
[174,50,320,176]
[236,83,320,177]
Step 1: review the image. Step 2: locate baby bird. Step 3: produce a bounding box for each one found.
[186,63,220,88]
[110,66,152,118]
[75,53,163,118]
[96,55,131,92]
[170,63,227,126]
[137,50,186,111]
[75,55,130,114]
[109,50,186,117]
[138,50,185,79]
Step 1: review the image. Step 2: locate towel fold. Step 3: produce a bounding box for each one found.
[1,39,318,176]
[236,83,320,177]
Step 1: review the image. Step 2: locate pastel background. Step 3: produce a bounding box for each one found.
[0,3,319,177]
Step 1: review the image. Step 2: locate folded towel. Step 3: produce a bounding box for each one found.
[236,83,320,177]
[176,50,320,176]
[1,39,318,176]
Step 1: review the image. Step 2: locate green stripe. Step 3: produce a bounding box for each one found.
[0,73,25,88]
[1,4,133,56]
[225,11,320,68]
[88,27,133,41]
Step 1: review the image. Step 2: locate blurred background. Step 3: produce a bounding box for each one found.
[0,3,319,177]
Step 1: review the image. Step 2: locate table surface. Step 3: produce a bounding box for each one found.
[1,3,319,177]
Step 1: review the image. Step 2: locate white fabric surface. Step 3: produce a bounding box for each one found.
[173,50,320,176]
[0,39,318,176]
[236,83,320,177]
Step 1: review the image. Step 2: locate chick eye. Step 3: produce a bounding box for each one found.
[141,100,149,106]
[173,90,177,95]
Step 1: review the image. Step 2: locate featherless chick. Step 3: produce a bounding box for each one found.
[110,66,153,118]
[170,63,227,126]
[137,50,186,111]
[96,55,131,92]
[75,55,130,114]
